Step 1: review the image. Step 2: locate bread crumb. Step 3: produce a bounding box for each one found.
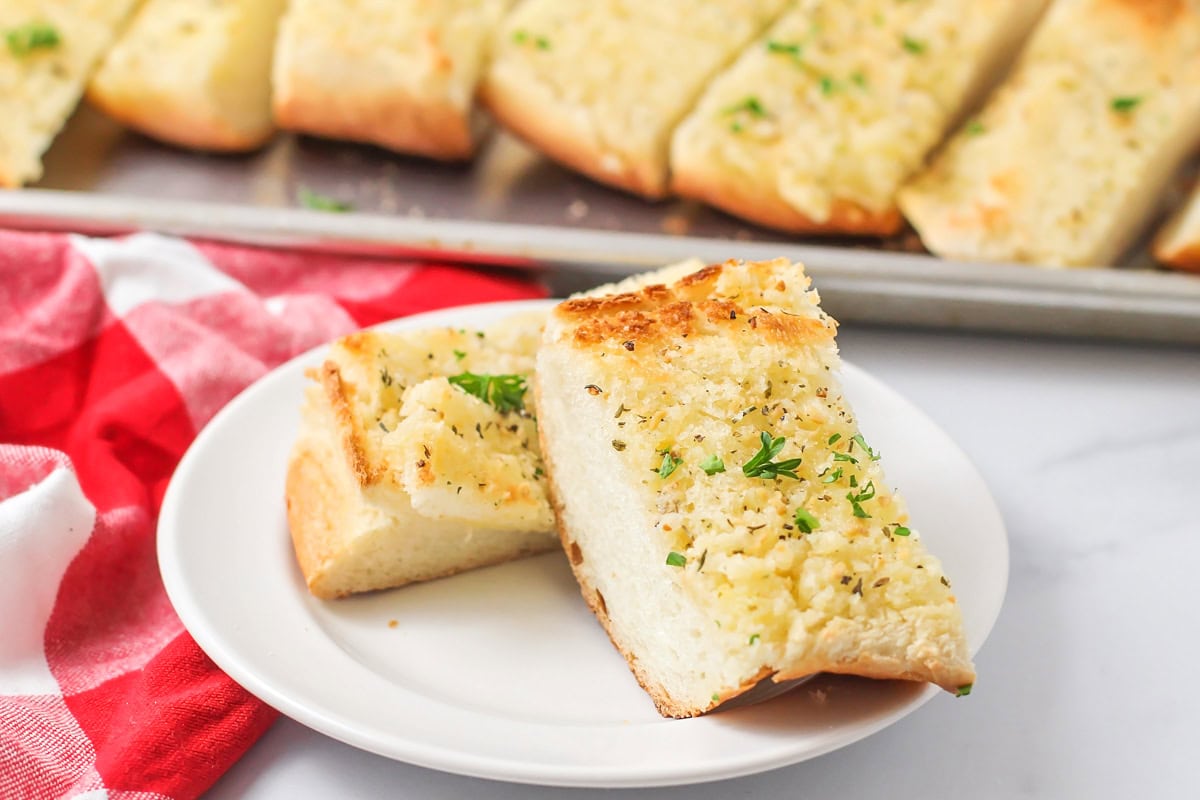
[387,619,398,628]
[808,687,828,704]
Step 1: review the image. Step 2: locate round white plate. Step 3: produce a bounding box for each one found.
[158,299,1007,788]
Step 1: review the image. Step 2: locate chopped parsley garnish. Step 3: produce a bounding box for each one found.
[827,433,842,445]
[533,466,545,479]
[965,119,986,136]
[535,35,550,50]
[700,454,726,475]
[711,692,721,702]
[6,22,59,57]
[955,683,973,697]
[766,40,803,60]
[512,29,528,44]
[742,431,803,479]
[658,451,683,479]
[819,75,837,96]
[448,372,527,413]
[851,434,880,461]
[851,71,868,89]
[893,525,911,537]
[1111,95,1142,114]
[666,551,687,567]
[847,480,876,518]
[821,467,843,484]
[901,35,926,54]
[453,349,467,361]
[833,452,858,464]
[379,366,393,387]
[748,633,761,645]
[793,508,820,534]
[724,96,767,118]
[298,187,352,212]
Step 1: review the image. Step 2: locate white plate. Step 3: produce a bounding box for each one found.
[158,299,1008,788]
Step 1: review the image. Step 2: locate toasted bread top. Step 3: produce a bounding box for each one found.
[543,259,973,691]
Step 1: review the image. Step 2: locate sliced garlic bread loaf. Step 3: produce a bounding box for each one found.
[272,0,513,160]
[287,311,557,599]
[671,1,1048,235]
[536,259,974,718]
[480,0,788,198]
[87,0,287,152]
[0,1,140,186]
[899,0,1200,267]
[1153,183,1200,272]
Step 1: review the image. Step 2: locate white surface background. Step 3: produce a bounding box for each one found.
[205,324,1200,799]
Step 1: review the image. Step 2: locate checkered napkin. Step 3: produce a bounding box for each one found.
[0,230,545,799]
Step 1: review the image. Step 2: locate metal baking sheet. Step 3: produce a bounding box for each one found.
[3,105,1199,345]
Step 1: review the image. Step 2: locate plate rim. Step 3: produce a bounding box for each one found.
[158,298,1009,788]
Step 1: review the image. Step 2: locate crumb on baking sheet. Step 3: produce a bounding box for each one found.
[387,619,398,629]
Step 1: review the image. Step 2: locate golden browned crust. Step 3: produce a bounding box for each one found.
[1157,243,1200,272]
[273,82,475,161]
[671,161,902,236]
[312,362,376,487]
[479,72,668,199]
[85,87,273,152]
[555,260,835,350]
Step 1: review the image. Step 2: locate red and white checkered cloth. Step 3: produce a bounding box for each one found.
[0,229,546,799]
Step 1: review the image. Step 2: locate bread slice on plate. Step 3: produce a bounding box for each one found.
[536,259,975,718]
[272,0,514,160]
[87,0,288,152]
[287,310,557,599]
[0,0,140,187]
[670,1,1048,235]
[480,0,788,199]
[899,0,1200,267]
[1153,182,1200,273]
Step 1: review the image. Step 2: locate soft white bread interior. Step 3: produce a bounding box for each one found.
[480,0,788,198]
[536,259,974,718]
[670,0,1049,235]
[898,0,1200,267]
[1153,182,1200,272]
[0,0,140,186]
[287,311,557,599]
[272,0,514,160]
[87,0,287,152]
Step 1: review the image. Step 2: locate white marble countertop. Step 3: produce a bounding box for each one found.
[206,324,1200,799]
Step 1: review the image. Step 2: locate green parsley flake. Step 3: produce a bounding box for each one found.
[724,96,767,118]
[833,452,858,464]
[448,372,527,413]
[453,349,467,361]
[512,30,528,44]
[711,692,721,702]
[1111,96,1142,114]
[298,187,352,212]
[700,454,726,475]
[847,480,876,518]
[742,431,803,480]
[851,71,868,89]
[901,36,926,54]
[793,508,820,534]
[965,119,986,136]
[893,525,911,537]
[955,683,973,697]
[819,75,837,96]
[666,551,687,567]
[658,451,683,479]
[851,433,880,461]
[748,633,760,645]
[766,40,802,56]
[827,433,842,445]
[6,22,59,57]
[535,35,550,50]
[821,467,843,484]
